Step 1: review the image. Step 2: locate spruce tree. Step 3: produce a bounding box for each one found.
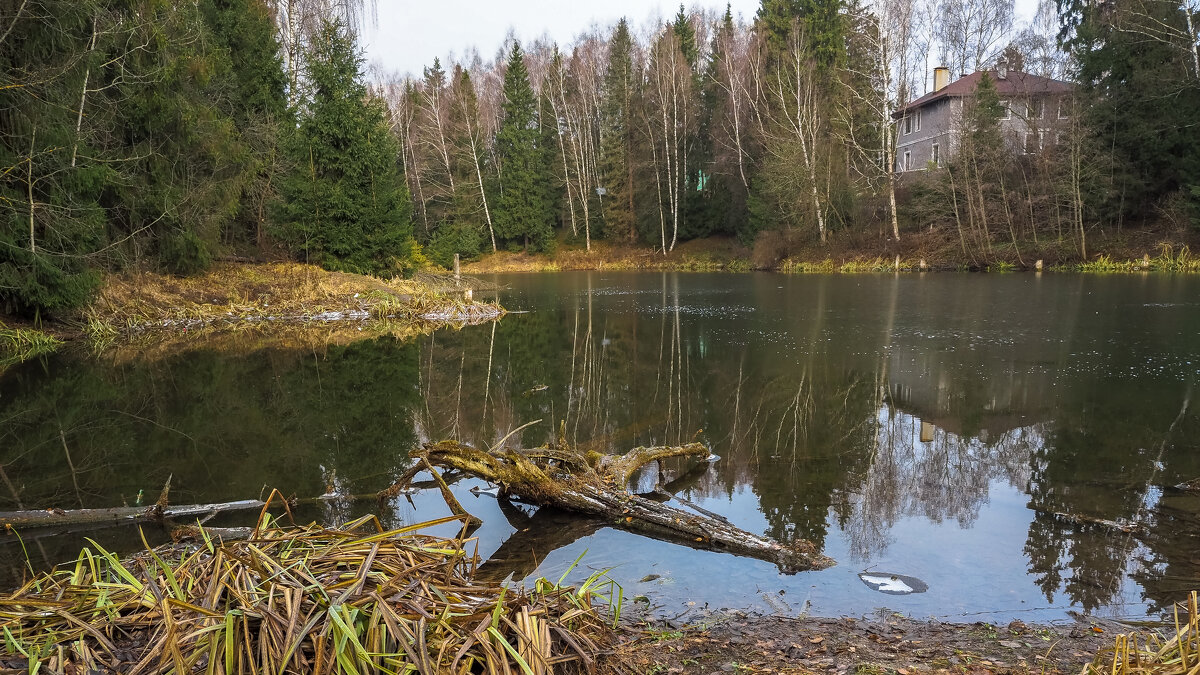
[494,41,553,251]
[199,0,289,250]
[600,19,638,241]
[1060,0,1200,222]
[276,20,416,277]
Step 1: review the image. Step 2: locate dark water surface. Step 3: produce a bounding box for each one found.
[3,272,1200,622]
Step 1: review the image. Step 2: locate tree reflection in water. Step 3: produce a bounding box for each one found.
[3,272,1200,617]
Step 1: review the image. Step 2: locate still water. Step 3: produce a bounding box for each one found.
[3,272,1199,622]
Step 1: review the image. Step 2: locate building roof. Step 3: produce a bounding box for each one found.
[894,70,1074,118]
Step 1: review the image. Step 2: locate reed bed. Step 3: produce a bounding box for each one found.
[0,514,619,674]
[0,321,61,367]
[1084,592,1200,675]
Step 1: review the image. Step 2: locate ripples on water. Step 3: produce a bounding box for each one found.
[1,271,1198,622]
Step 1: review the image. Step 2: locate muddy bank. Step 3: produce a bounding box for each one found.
[619,612,1118,674]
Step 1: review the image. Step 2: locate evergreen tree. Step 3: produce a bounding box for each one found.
[199,0,289,250]
[673,5,700,69]
[275,20,416,277]
[600,19,638,241]
[494,41,554,251]
[0,0,105,314]
[756,0,847,69]
[703,5,753,239]
[1060,0,1200,223]
[538,90,565,241]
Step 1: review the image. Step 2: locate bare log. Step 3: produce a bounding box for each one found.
[407,440,833,573]
[0,500,265,529]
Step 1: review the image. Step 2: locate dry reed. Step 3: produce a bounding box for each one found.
[1084,592,1200,675]
[0,512,618,674]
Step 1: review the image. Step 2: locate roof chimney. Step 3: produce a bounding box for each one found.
[996,57,1008,80]
[933,66,950,92]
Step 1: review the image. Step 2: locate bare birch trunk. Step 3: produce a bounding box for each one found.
[71,16,99,168]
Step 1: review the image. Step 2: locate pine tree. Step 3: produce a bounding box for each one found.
[494,41,554,251]
[600,19,638,241]
[276,20,416,276]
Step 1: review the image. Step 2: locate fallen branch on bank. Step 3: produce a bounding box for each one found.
[386,438,833,573]
[0,514,621,674]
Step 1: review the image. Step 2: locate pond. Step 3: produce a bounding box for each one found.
[2,271,1199,623]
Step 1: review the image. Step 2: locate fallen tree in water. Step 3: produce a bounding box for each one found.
[0,514,620,674]
[0,499,266,529]
[385,438,833,573]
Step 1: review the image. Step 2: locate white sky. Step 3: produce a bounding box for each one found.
[361,0,1040,79]
[361,0,762,78]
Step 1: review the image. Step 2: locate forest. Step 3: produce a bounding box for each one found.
[2,0,1199,316]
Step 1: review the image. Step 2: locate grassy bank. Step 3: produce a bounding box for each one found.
[3,508,1191,674]
[462,228,1200,274]
[0,263,503,365]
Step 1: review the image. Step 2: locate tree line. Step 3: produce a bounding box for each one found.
[2,0,1198,316]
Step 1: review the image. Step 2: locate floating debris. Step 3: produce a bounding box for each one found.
[858,572,929,595]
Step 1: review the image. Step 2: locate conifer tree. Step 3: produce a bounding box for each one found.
[494,41,554,251]
[600,19,638,241]
[1060,0,1200,222]
[200,0,289,250]
[276,20,416,276]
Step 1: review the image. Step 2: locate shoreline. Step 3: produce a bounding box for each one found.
[0,262,504,367]
[461,231,1200,275]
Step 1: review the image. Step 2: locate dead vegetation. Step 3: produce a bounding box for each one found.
[0,511,622,674]
[66,263,504,353]
[1084,591,1200,675]
[385,435,832,574]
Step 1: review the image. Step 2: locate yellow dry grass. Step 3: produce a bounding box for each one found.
[0,511,621,674]
[82,263,503,348]
[90,263,424,326]
[1084,592,1200,675]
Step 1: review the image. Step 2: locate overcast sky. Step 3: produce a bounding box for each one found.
[361,0,762,78]
[361,0,1040,80]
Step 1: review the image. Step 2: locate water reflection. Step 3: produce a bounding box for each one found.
[2,272,1199,619]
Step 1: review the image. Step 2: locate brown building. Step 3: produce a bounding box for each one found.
[892,63,1074,172]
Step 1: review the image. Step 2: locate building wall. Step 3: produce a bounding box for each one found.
[897,93,1071,172]
[896,98,956,172]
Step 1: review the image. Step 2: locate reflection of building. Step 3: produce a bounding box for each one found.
[885,346,1058,442]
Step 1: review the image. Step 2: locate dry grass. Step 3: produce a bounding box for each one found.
[0,510,621,674]
[1084,592,1200,675]
[82,263,503,345]
[463,238,753,274]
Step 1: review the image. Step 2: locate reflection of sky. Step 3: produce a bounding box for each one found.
[4,271,1198,621]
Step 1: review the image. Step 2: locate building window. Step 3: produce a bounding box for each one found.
[903,150,911,170]
[904,114,913,135]
[1030,97,1045,119]
[1024,131,1043,154]
[931,143,940,167]
[999,100,1011,119]
[914,110,922,132]
[1057,98,1070,119]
